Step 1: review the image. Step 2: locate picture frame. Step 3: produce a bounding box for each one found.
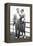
[5,3,32,43]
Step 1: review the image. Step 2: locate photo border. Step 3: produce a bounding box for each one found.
[5,3,32,43]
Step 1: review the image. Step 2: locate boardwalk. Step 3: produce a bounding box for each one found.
[9,32,31,43]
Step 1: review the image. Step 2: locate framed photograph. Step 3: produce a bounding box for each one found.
[5,3,32,43]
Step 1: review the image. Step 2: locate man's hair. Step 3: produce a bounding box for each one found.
[16,8,19,11]
[16,8,19,13]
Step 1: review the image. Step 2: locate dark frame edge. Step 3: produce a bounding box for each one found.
[5,3,32,43]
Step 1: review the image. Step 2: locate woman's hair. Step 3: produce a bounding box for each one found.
[20,9,24,13]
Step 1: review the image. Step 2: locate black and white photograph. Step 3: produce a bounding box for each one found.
[5,3,32,42]
[9,4,32,42]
